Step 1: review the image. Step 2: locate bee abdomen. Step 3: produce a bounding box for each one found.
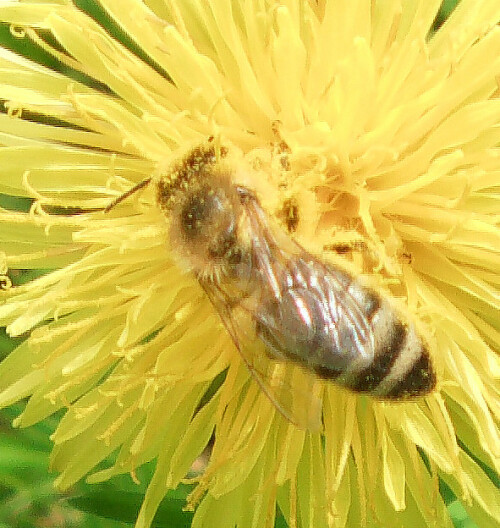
[382,348,435,399]
[346,319,405,393]
[343,303,435,398]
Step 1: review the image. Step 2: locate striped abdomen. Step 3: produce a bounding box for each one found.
[330,287,436,399]
[255,255,436,400]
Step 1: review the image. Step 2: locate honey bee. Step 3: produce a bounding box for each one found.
[107,143,436,429]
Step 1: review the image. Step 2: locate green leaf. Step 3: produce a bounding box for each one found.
[69,486,194,528]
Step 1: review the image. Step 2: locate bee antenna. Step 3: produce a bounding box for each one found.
[104,177,152,212]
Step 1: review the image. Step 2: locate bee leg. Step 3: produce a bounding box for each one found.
[324,240,368,255]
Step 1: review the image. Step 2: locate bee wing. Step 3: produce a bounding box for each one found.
[200,280,323,431]
[242,192,375,370]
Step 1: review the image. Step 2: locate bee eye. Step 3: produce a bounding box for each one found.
[174,180,244,274]
[181,188,225,238]
[181,193,208,235]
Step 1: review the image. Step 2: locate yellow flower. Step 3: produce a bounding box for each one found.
[0,1,499,527]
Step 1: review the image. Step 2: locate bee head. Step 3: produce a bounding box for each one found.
[181,184,232,239]
[169,175,245,279]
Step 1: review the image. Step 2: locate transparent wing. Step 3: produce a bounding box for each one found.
[241,192,375,371]
[200,280,324,431]
[196,186,378,430]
